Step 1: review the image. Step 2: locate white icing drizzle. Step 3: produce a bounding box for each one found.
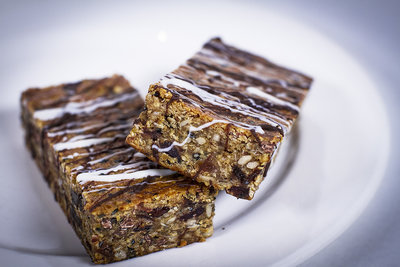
[159,74,290,134]
[47,122,105,137]
[246,86,300,113]
[198,47,290,88]
[47,121,128,137]
[196,47,308,96]
[134,152,147,158]
[205,67,299,111]
[33,92,138,121]
[85,185,129,193]
[66,134,97,143]
[76,162,176,183]
[53,137,114,151]
[55,128,176,184]
[62,152,83,160]
[85,147,135,166]
[98,122,132,135]
[205,69,241,87]
[152,119,228,152]
[52,120,131,152]
[55,122,130,147]
[205,70,221,77]
[37,88,180,187]
[246,97,292,128]
[84,177,185,193]
[77,169,175,183]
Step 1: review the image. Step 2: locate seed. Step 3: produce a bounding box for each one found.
[167,216,176,224]
[111,208,119,215]
[206,204,212,217]
[196,137,206,145]
[246,161,259,169]
[186,219,197,228]
[114,250,126,260]
[193,153,201,160]
[113,85,123,93]
[213,134,220,142]
[238,155,252,165]
[101,219,112,229]
[180,120,190,127]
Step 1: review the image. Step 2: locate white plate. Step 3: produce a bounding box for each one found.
[0,2,390,267]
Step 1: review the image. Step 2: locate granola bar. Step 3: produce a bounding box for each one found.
[20,75,217,264]
[126,38,312,199]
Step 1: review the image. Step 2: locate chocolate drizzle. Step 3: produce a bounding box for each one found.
[193,154,215,180]
[88,177,155,212]
[224,124,232,151]
[24,75,209,213]
[147,38,312,199]
[157,38,312,141]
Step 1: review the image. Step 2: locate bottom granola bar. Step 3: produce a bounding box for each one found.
[20,75,217,264]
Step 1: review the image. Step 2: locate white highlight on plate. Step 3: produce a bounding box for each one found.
[157,30,168,43]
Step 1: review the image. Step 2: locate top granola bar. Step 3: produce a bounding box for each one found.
[127,37,312,199]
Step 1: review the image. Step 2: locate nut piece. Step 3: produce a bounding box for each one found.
[186,219,197,228]
[238,155,252,165]
[166,216,176,224]
[213,134,220,142]
[206,204,212,218]
[246,161,259,169]
[196,137,206,145]
[113,85,123,93]
[180,119,190,127]
[101,218,112,229]
[120,217,135,229]
[114,249,127,260]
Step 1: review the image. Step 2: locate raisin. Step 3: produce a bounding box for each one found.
[179,206,205,221]
[71,190,83,210]
[150,207,170,217]
[127,247,136,257]
[167,147,182,163]
[111,208,119,215]
[159,141,172,148]
[227,186,250,199]
[69,208,82,228]
[232,165,246,183]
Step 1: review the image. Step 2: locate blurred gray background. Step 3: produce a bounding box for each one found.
[1,1,399,266]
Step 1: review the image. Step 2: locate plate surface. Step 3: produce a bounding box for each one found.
[0,2,390,266]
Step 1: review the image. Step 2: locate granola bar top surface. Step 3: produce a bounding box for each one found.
[21,75,213,215]
[154,37,312,141]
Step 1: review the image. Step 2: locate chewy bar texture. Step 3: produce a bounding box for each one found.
[127,38,312,200]
[21,75,217,264]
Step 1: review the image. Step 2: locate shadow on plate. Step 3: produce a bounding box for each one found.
[213,123,300,231]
